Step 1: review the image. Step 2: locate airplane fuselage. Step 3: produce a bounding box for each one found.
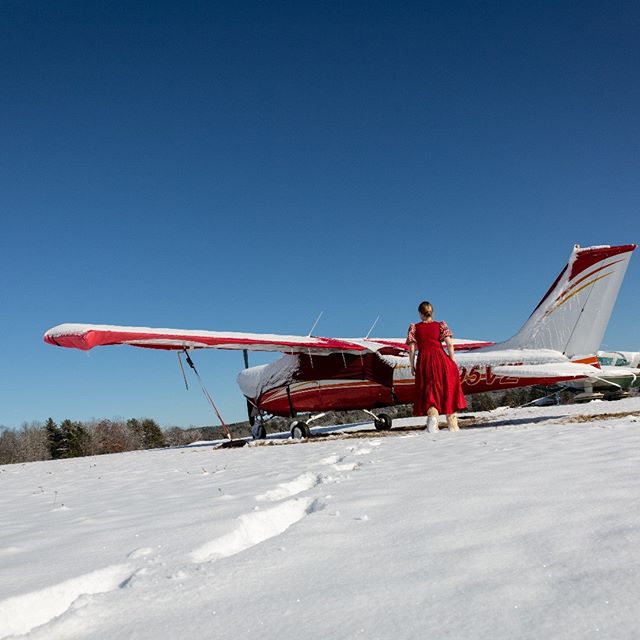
[238,348,583,417]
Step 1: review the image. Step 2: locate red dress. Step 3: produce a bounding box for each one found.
[407,321,467,416]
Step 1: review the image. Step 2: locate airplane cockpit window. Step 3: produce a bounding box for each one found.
[597,352,630,367]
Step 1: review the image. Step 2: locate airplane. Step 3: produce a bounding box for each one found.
[605,351,640,369]
[44,243,636,440]
[560,350,640,401]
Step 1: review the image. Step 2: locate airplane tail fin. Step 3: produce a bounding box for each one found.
[500,244,636,358]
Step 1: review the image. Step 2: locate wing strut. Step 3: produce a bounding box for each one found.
[177,352,189,390]
[182,349,231,440]
[242,349,256,426]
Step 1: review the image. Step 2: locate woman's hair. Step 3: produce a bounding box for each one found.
[418,301,433,318]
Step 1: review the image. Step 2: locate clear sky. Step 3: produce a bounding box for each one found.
[1,0,638,429]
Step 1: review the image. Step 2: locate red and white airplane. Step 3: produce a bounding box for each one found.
[44,243,636,439]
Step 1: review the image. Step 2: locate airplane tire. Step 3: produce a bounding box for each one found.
[290,421,310,440]
[252,424,267,440]
[374,413,392,431]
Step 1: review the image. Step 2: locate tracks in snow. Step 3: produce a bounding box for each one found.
[0,564,134,639]
[190,441,375,565]
[190,497,322,562]
[0,440,379,638]
[255,471,324,502]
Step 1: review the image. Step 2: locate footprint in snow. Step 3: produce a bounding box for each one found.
[119,567,149,589]
[0,564,134,639]
[332,462,361,473]
[127,547,153,560]
[255,471,323,502]
[190,497,323,563]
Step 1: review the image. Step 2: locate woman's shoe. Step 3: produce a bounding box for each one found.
[426,416,439,433]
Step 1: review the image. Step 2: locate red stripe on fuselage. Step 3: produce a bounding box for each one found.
[254,371,584,416]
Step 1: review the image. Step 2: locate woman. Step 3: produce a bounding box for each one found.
[406,301,466,432]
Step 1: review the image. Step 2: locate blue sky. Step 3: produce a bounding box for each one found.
[1,1,638,429]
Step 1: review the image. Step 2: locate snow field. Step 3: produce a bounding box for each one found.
[1,397,640,639]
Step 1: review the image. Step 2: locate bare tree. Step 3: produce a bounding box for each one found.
[18,421,50,462]
[164,426,203,447]
[0,428,21,465]
[94,419,129,454]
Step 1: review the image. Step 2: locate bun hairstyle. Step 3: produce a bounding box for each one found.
[418,301,433,318]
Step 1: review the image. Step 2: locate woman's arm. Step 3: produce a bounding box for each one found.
[406,323,417,375]
[444,336,456,361]
[409,343,416,375]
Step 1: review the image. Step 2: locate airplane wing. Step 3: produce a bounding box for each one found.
[491,362,601,380]
[44,323,370,355]
[43,323,494,355]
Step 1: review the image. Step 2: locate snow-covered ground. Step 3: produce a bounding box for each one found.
[2,398,640,639]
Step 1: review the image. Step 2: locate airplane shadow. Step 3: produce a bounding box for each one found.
[462,414,568,429]
[186,413,571,448]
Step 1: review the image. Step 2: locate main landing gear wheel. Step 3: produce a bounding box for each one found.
[290,421,310,440]
[252,424,267,440]
[373,413,392,431]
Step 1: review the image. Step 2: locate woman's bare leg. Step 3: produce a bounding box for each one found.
[426,407,439,433]
[446,413,459,431]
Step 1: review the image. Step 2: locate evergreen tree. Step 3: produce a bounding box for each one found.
[140,418,166,449]
[45,418,64,459]
[59,419,91,458]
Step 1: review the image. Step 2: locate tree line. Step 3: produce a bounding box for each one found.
[0,418,204,465]
[0,386,589,466]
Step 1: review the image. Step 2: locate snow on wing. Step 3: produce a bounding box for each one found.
[43,323,369,354]
[491,362,600,380]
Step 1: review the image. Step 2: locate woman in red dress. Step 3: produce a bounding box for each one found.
[406,301,466,432]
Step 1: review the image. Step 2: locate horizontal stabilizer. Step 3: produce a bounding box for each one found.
[492,362,601,381]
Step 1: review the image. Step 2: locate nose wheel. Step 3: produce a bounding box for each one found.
[373,412,392,431]
[290,420,311,440]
